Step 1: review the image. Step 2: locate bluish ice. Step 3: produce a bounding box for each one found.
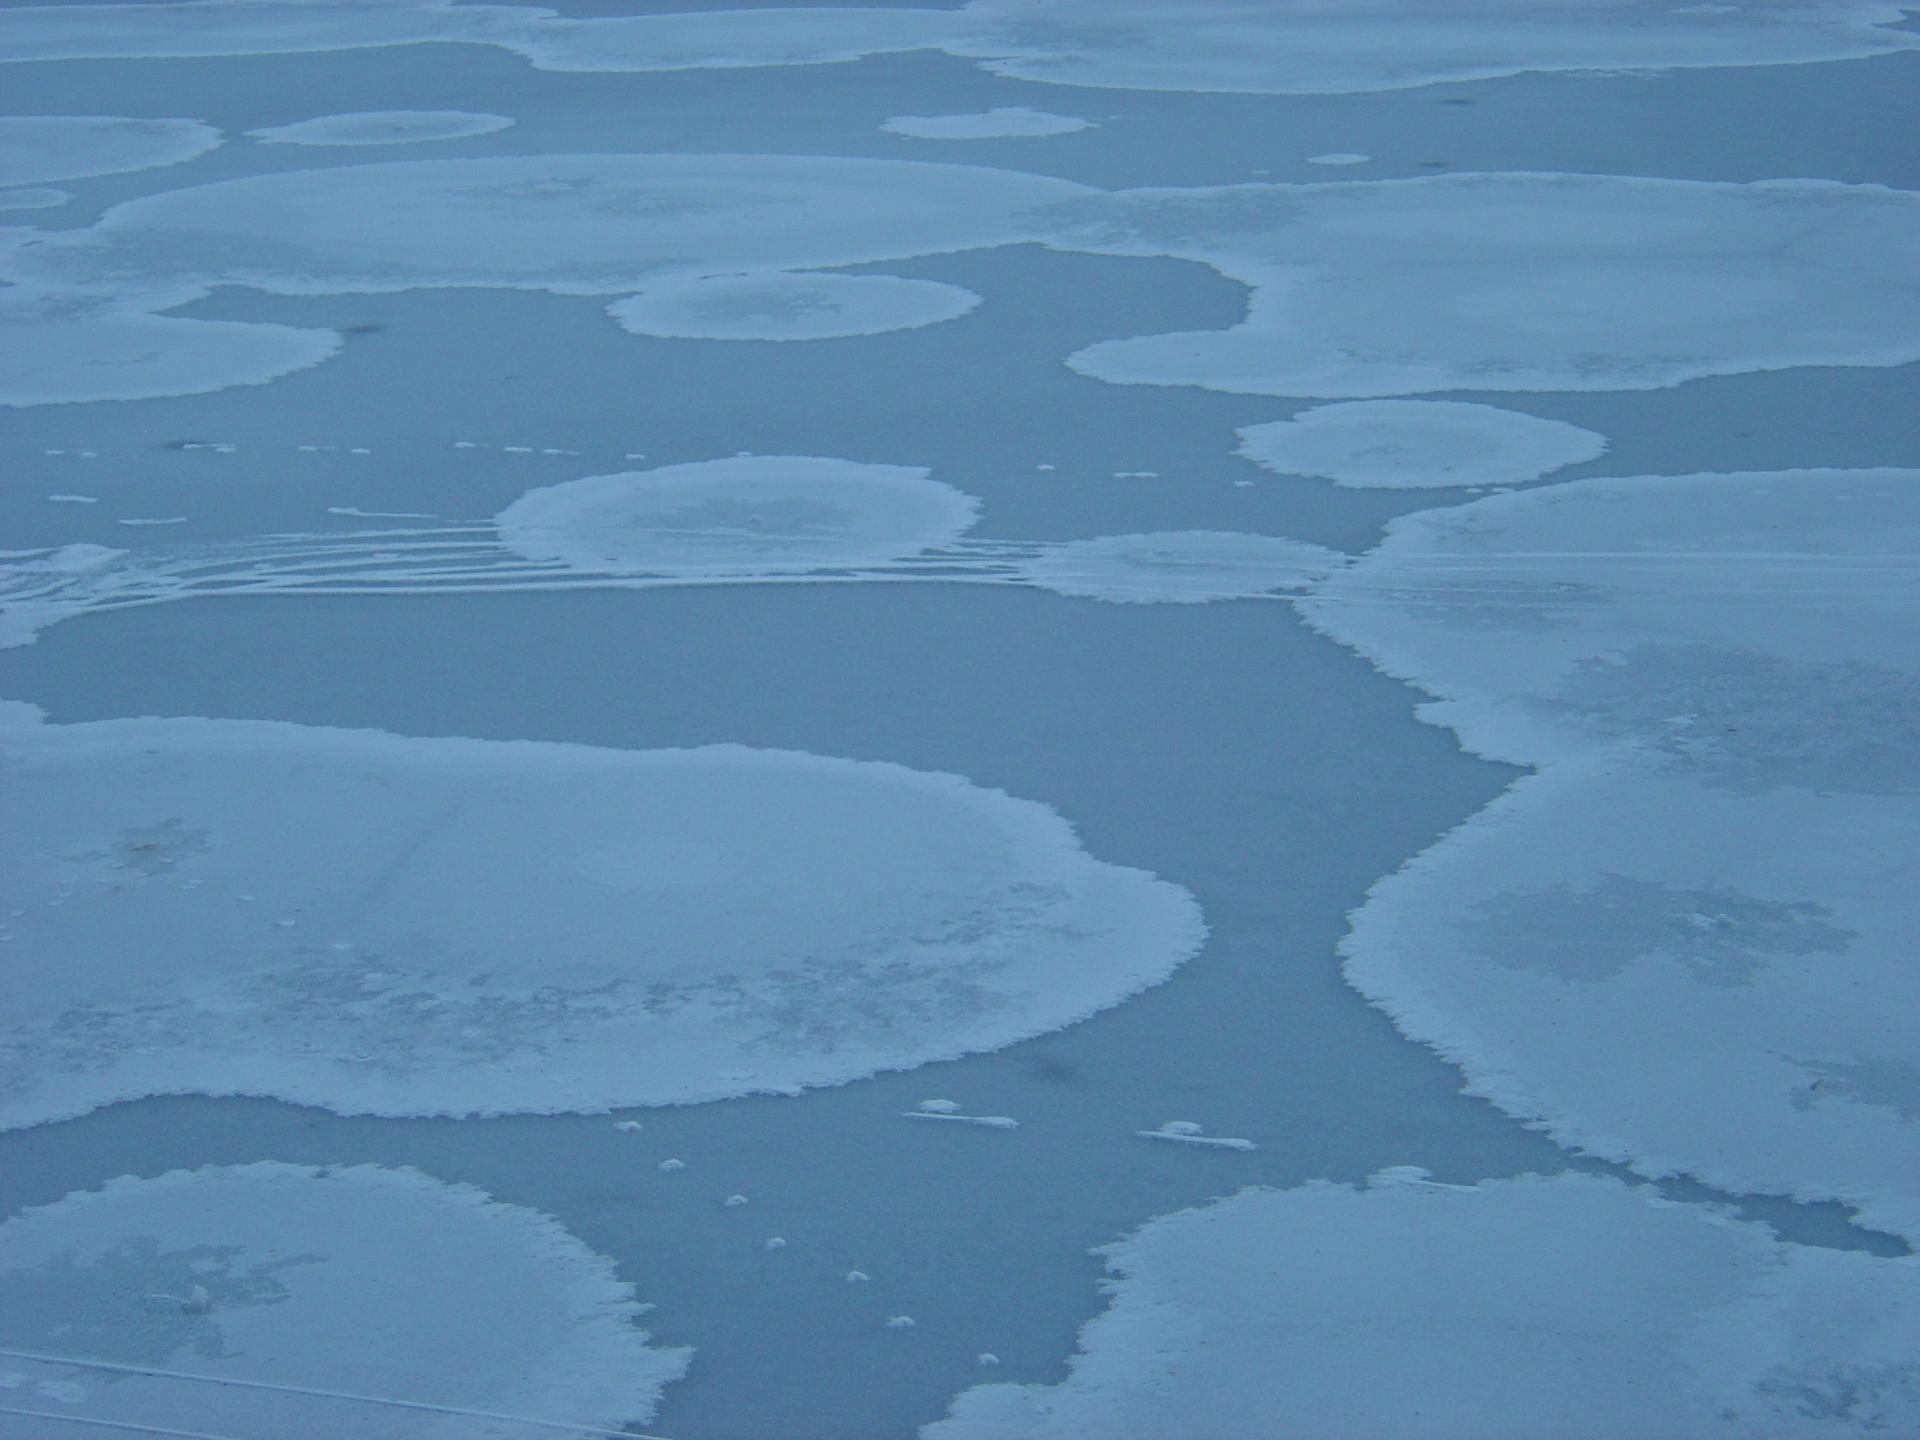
[2,5,1917,1438]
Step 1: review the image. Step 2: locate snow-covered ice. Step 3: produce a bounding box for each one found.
[929,1171,1920,1438]
[0,1161,688,1437]
[0,708,1204,1127]
[1237,400,1607,489]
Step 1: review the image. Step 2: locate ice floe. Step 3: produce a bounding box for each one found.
[1020,531,1345,604]
[5,1,1916,96]
[1237,400,1608,489]
[496,456,982,577]
[1136,1120,1254,1150]
[0,286,339,408]
[607,272,980,341]
[0,116,219,186]
[882,108,1093,140]
[1059,173,1920,397]
[1299,467,1920,1240]
[247,109,515,147]
[927,1171,1920,1439]
[0,188,71,211]
[0,1161,688,1437]
[0,709,1203,1127]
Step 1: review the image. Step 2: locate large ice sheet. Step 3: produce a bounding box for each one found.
[1057,174,1920,396]
[1298,469,1920,1239]
[5,1,1915,95]
[0,116,219,186]
[247,110,515,147]
[0,1162,688,1438]
[0,151,1084,402]
[606,272,980,341]
[927,1172,1920,1439]
[1237,400,1607,489]
[0,710,1204,1127]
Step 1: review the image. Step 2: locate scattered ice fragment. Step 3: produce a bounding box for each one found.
[452,440,479,449]
[885,1315,916,1330]
[1035,463,1055,471]
[0,1163,688,1435]
[1020,531,1344,605]
[1238,400,1606,489]
[917,1099,962,1114]
[46,494,97,504]
[326,506,436,519]
[116,516,187,526]
[0,116,220,186]
[504,446,534,454]
[927,1172,1920,1439]
[724,1195,748,1207]
[347,447,370,455]
[1111,470,1158,479]
[248,110,514,147]
[977,1354,1000,1367]
[1136,1121,1255,1150]
[1306,153,1370,166]
[764,1237,786,1250]
[847,1271,869,1284]
[657,1159,685,1173]
[881,108,1094,140]
[609,272,979,342]
[906,1110,1020,1129]
[613,1120,643,1133]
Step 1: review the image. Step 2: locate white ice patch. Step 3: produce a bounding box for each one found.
[0,714,1204,1127]
[1237,400,1608,489]
[927,1172,1920,1439]
[247,109,515,147]
[0,116,219,186]
[881,108,1093,140]
[0,150,1083,402]
[4,1,1915,95]
[1057,173,1920,397]
[0,286,339,408]
[496,455,982,578]
[607,272,979,341]
[0,1162,688,1436]
[1300,467,1920,1241]
[0,188,71,211]
[1019,531,1345,604]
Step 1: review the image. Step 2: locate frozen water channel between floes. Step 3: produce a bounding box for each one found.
[3,13,1919,1440]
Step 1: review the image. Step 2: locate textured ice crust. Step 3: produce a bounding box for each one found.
[4,1,1916,95]
[0,712,1205,1127]
[1021,531,1346,604]
[0,1162,689,1436]
[0,115,220,185]
[247,109,515,146]
[496,456,982,575]
[882,108,1093,140]
[607,272,980,341]
[927,1172,1920,1439]
[1301,468,1920,1240]
[1238,400,1608,489]
[1059,174,1920,397]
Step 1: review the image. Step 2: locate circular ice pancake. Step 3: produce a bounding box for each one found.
[0,712,1204,1126]
[0,1162,687,1437]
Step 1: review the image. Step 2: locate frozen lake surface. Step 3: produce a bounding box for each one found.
[3,5,1917,1438]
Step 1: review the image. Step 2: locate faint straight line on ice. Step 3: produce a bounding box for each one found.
[0,1348,678,1440]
